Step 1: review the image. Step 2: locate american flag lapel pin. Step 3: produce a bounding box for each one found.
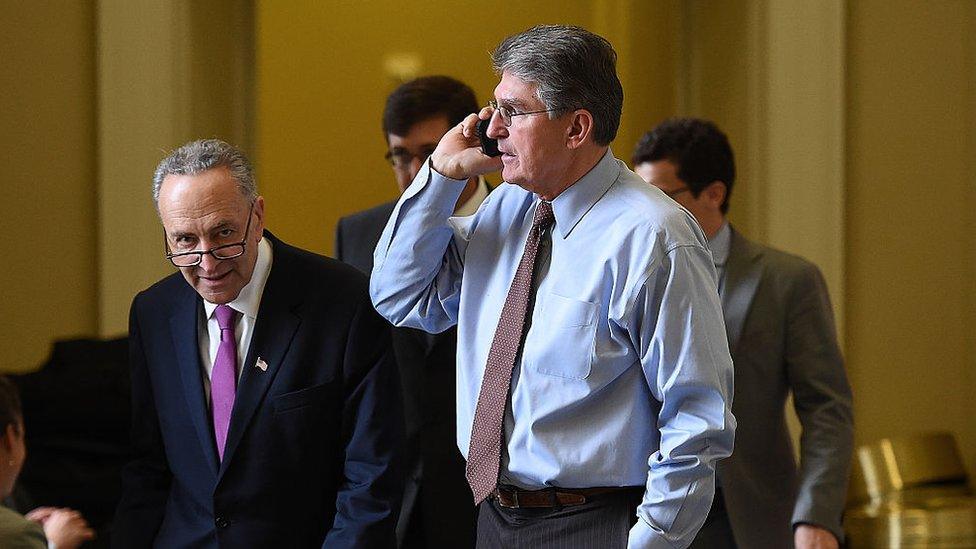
[255,357,268,372]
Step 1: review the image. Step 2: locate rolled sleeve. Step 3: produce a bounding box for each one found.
[628,243,736,548]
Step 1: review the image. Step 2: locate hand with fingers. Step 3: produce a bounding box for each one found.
[795,524,839,549]
[431,108,504,181]
[27,507,95,549]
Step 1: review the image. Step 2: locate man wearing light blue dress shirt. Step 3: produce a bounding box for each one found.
[634,118,853,549]
[370,25,735,549]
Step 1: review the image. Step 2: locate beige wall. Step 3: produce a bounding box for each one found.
[4,0,974,485]
[679,0,846,317]
[255,0,677,257]
[678,1,763,237]
[679,0,848,463]
[0,0,255,369]
[2,1,676,364]
[0,3,98,372]
[683,0,976,480]
[846,0,976,479]
[97,0,253,337]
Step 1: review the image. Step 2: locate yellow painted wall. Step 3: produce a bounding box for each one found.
[684,0,976,479]
[678,0,761,237]
[96,0,254,336]
[846,0,976,478]
[594,1,680,174]
[255,0,676,256]
[0,3,98,372]
[1,0,673,368]
[9,0,972,483]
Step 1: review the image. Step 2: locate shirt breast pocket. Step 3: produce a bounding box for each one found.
[526,293,597,380]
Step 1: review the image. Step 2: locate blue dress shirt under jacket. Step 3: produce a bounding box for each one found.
[370,150,735,548]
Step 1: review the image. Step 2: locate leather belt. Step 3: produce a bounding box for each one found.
[491,485,632,509]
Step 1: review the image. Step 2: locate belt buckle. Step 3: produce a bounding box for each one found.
[495,486,520,509]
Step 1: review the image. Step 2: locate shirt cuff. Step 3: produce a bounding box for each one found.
[627,517,678,549]
[400,158,467,214]
[428,157,469,184]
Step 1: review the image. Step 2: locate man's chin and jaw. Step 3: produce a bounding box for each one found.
[493,73,546,196]
[492,72,599,200]
[499,138,580,199]
[184,264,248,304]
[493,106,569,196]
[157,167,265,305]
[498,153,523,187]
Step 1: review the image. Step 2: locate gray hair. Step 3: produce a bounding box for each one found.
[491,25,623,146]
[152,139,257,206]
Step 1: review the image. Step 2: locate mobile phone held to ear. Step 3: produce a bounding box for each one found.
[476,118,502,157]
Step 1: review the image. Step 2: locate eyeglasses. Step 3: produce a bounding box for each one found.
[487,100,561,127]
[663,187,690,199]
[384,147,437,170]
[164,202,254,267]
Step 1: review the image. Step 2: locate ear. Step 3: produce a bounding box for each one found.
[704,181,727,208]
[252,196,266,243]
[0,424,16,454]
[565,109,595,150]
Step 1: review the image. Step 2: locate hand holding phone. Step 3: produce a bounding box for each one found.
[476,118,501,157]
[430,112,503,180]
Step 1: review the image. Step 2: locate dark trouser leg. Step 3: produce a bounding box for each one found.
[688,489,737,549]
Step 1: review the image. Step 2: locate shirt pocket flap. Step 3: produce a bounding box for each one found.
[542,293,596,328]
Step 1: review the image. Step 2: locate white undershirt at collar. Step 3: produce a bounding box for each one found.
[198,237,274,400]
[453,176,490,217]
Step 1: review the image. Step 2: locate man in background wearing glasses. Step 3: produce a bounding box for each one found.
[114,139,403,548]
[370,25,735,548]
[334,75,488,549]
[633,118,853,549]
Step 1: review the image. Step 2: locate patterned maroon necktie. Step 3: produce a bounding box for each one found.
[466,200,555,504]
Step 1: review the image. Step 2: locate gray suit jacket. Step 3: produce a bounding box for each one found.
[718,227,853,548]
[0,506,45,549]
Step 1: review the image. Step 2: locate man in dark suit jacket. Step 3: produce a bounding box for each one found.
[634,119,854,549]
[334,76,488,549]
[114,139,402,548]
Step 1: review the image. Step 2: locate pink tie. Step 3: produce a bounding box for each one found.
[212,304,238,461]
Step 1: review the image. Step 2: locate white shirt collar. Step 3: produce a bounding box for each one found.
[453,176,490,217]
[203,236,274,321]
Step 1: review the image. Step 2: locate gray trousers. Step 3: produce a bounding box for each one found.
[475,488,643,549]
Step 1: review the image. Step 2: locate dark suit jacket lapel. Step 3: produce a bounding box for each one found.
[722,227,765,353]
[169,286,220,477]
[218,234,302,480]
[360,202,396,274]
